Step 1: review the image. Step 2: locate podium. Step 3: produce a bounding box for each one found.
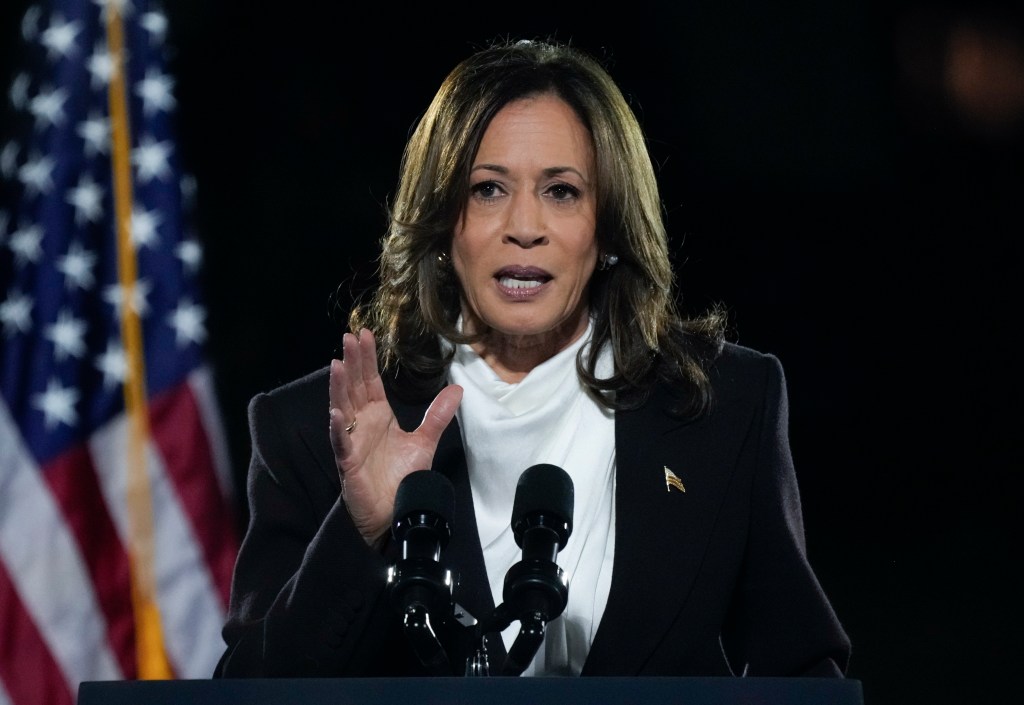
[79,676,864,705]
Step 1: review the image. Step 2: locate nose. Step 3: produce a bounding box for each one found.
[501,191,549,248]
[503,232,548,248]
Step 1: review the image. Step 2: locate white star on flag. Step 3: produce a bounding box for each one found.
[132,135,172,182]
[130,205,162,247]
[9,73,31,110]
[1,142,20,177]
[40,14,82,61]
[29,86,70,129]
[77,113,111,156]
[167,298,207,347]
[31,376,80,429]
[18,153,56,195]
[136,68,176,116]
[94,338,130,388]
[56,241,98,290]
[0,291,33,336]
[66,173,105,224]
[87,43,118,87]
[21,6,43,42]
[175,239,203,275]
[140,11,168,44]
[9,223,45,265]
[44,308,89,361]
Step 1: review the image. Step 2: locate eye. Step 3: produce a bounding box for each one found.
[545,183,581,201]
[469,180,505,201]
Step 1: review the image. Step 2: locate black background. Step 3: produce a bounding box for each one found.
[2,1,1021,703]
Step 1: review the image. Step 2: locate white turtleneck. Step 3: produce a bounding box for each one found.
[447,320,616,676]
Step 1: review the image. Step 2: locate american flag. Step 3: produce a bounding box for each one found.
[0,2,239,703]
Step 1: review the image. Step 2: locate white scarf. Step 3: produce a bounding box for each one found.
[447,320,616,676]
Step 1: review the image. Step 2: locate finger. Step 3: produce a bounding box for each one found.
[416,384,463,446]
[358,328,387,402]
[328,406,354,462]
[329,358,355,424]
[342,331,369,409]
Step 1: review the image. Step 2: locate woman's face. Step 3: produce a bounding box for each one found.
[452,94,598,352]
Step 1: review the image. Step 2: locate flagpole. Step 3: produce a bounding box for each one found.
[103,3,173,680]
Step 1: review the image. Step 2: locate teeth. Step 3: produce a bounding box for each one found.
[499,277,542,290]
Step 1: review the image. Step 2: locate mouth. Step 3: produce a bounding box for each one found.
[494,266,552,297]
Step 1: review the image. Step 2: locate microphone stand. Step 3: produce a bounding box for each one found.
[464,632,493,677]
[400,603,450,673]
[462,606,552,677]
[500,611,546,677]
[463,547,569,677]
[387,550,454,675]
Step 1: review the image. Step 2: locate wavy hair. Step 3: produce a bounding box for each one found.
[350,38,726,419]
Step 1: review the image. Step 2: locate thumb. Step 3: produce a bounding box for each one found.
[417,384,463,444]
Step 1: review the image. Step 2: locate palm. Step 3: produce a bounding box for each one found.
[329,329,462,545]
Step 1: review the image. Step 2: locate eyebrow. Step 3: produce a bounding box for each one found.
[470,163,589,182]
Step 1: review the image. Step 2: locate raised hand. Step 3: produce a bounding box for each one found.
[328,328,463,547]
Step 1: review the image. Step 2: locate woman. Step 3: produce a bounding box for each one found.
[215,38,850,679]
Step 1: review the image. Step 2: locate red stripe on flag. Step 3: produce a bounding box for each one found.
[44,445,137,679]
[0,559,75,705]
[149,382,239,605]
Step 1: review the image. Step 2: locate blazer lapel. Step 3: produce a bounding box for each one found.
[582,385,736,675]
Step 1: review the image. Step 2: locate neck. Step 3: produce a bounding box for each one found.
[467,311,590,384]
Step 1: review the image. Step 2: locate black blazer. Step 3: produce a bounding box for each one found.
[215,342,851,678]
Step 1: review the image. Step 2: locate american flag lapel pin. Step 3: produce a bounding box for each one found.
[664,466,686,493]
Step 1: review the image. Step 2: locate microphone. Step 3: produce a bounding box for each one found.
[499,463,574,676]
[386,470,456,673]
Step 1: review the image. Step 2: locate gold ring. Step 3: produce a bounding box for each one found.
[345,418,357,434]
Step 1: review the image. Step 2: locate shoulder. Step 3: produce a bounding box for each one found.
[706,341,788,410]
[248,365,330,425]
[256,365,329,400]
[712,341,784,378]
[245,366,333,483]
[243,366,341,515]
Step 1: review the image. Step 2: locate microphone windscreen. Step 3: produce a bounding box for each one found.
[393,470,456,524]
[511,464,574,541]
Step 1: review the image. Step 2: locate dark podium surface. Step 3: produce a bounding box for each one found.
[79,676,864,705]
